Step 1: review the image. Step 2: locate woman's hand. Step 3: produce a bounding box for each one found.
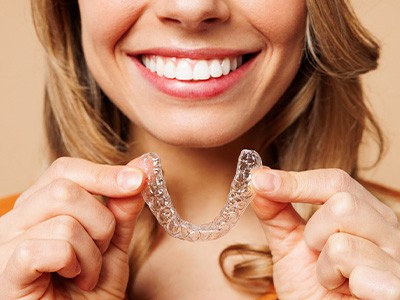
[0,157,146,299]
[251,167,400,299]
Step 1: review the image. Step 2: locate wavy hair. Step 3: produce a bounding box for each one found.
[31,0,384,295]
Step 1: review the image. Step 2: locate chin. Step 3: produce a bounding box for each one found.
[151,128,245,149]
[131,113,258,150]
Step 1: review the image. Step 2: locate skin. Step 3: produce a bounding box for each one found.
[1,0,399,299]
[251,168,400,299]
[0,158,146,298]
[79,0,306,148]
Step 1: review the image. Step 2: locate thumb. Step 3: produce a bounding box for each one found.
[106,158,146,253]
[251,167,306,259]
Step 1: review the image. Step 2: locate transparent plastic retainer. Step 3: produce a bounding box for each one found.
[138,149,262,241]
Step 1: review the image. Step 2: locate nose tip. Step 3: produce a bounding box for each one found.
[155,0,230,31]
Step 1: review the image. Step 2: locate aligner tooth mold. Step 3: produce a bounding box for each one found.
[139,149,262,241]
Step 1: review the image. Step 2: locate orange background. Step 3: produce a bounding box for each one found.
[0,1,398,196]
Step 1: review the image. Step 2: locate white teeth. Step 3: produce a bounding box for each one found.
[193,60,210,80]
[143,56,148,68]
[156,56,164,76]
[149,58,157,73]
[176,60,192,80]
[210,59,223,78]
[164,60,176,79]
[141,55,244,81]
[221,57,230,75]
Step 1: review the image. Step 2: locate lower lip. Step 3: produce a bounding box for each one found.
[131,56,256,99]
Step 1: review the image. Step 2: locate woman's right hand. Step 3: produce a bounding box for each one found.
[0,156,146,299]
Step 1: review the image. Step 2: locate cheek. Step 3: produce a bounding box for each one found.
[79,0,145,52]
[243,0,307,45]
[78,0,147,106]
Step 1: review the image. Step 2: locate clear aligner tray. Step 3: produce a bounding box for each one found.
[138,149,262,241]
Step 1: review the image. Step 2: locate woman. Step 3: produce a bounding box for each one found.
[0,0,399,299]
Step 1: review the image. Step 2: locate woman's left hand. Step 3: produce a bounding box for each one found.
[251,167,400,299]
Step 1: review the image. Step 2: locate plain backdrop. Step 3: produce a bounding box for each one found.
[0,1,399,196]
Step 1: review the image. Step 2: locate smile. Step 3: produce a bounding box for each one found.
[141,55,244,81]
[131,49,258,99]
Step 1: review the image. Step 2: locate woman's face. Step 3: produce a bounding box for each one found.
[78,0,307,148]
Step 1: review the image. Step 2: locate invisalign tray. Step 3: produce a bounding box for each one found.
[139,149,262,241]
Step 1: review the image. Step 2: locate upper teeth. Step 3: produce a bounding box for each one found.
[141,55,243,81]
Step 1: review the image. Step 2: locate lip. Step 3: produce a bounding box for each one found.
[128,48,259,99]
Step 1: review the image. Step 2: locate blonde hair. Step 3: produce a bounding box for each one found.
[31,0,384,295]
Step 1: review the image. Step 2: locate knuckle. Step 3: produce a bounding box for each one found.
[48,178,81,203]
[287,171,302,201]
[329,168,352,192]
[14,240,35,267]
[327,192,357,218]
[50,215,81,240]
[325,233,352,263]
[50,157,73,177]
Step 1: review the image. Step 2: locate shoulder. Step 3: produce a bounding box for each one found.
[0,194,19,216]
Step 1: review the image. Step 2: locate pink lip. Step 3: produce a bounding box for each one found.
[129,49,258,99]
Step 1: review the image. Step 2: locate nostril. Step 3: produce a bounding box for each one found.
[160,16,222,31]
[162,17,182,26]
[203,17,220,24]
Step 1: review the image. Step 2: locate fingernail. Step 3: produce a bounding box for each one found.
[252,171,280,192]
[117,168,143,191]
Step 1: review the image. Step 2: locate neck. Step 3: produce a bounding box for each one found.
[129,125,260,225]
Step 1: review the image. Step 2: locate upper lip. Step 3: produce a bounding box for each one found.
[127,47,260,60]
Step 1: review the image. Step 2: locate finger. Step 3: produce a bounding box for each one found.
[305,192,400,261]
[1,239,80,296]
[316,233,400,291]
[16,156,145,205]
[106,159,146,253]
[250,167,398,258]
[251,167,396,223]
[17,215,103,291]
[0,180,116,253]
[3,156,148,248]
[251,192,305,256]
[350,266,400,300]
[250,167,305,258]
